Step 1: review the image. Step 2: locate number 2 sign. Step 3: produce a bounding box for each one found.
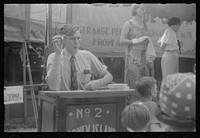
[66,104,117,132]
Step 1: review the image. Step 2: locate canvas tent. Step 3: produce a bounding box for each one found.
[4,3,196,124]
[4,4,67,43]
[4,3,196,86]
[4,3,196,89]
[4,4,196,58]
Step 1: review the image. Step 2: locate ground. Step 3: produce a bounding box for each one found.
[4,122,37,132]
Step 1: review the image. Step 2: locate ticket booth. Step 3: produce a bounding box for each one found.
[38,90,136,132]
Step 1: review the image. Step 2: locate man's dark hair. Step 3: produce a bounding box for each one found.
[135,77,156,97]
[167,17,181,26]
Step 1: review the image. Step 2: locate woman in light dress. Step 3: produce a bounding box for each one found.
[120,4,151,90]
[160,17,181,81]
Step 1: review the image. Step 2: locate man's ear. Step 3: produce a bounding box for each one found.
[150,88,155,97]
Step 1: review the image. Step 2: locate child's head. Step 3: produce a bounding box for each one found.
[167,17,181,32]
[156,73,196,131]
[135,77,157,101]
[121,102,150,132]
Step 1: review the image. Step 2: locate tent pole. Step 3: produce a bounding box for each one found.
[23,4,31,125]
[41,4,52,87]
[23,42,27,125]
[24,4,38,128]
[48,4,52,54]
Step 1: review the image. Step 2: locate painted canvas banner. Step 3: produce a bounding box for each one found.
[4,4,196,58]
[72,4,196,58]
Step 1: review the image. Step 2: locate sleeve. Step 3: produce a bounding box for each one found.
[45,52,55,81]
[87,51,108,77]
[160,29,174,45]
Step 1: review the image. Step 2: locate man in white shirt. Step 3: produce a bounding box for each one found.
[46,24,113,91]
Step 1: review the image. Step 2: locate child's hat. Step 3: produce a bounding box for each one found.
[159,73,195,120]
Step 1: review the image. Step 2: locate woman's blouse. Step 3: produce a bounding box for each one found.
[160,28,179,51]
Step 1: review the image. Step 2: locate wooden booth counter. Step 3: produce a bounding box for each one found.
[38,89,136,132]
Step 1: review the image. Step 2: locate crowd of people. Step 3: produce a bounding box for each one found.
[119,4,195,132]
[121,73,195,132]
[46,4,195,132]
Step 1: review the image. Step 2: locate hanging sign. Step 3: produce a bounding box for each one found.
[4,86,23,104]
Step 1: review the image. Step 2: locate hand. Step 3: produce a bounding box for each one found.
[84,79,101,90]
[53,35,63,54]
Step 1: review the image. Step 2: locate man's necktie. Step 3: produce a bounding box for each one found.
[70,55,78,90]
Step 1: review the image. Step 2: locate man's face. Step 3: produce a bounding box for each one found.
[64,30,81,55]
[171,24,181,33]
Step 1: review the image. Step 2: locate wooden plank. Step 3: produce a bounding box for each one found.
[116,97,127,132]
[5,117,36,125]
[56,96,128,132]
[39,90,133,132]
[40,89,136,99]
[39,95,56,104]
[4,105,10,125]
[38,94,42,132]
[41,101,54,132]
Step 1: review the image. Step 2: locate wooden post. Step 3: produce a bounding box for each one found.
[23,42,27,124]
[39,3,52,114]
[45,4,53,56]
[48,4,52,53]
[24,4,31,125]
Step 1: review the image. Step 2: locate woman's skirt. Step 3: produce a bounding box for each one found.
[161,51,179,81]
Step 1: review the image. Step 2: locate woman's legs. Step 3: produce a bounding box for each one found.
[161,52,179,81]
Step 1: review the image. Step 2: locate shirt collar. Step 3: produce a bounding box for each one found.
[62,48,78,61]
